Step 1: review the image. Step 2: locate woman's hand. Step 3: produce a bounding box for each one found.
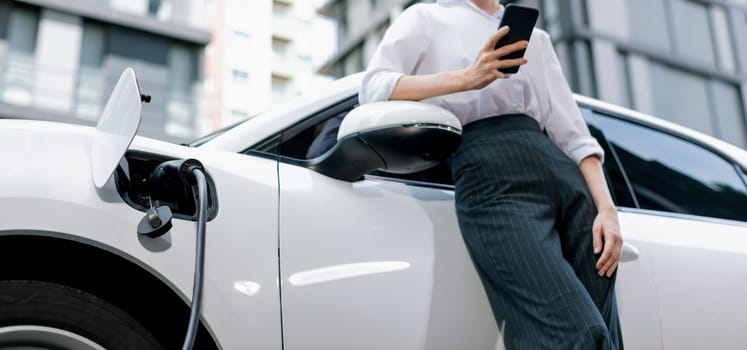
[578,155,622,278]
[459,26,529,90]
[592,208,623,278]
[389,26,530,101]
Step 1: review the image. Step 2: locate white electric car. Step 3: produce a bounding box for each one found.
[0,69,746,350]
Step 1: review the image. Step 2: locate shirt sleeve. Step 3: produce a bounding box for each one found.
[359,5,431,104]
[538,31,605,164]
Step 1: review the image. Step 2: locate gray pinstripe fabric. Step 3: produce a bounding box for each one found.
[449,115,623,350]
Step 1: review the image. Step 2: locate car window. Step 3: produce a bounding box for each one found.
[588,111,747,222]
[583,109,637,208]
[278,97,358,160]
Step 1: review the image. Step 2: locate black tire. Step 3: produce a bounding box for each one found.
[0,280,163,350]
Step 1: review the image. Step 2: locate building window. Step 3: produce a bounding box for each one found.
[568,40,596,98]
[272,35,291,68]
[75,21,107,121]
[588,0,671,51]
[337,1,348,40]
[272,36,291,55]
[233,30,250,39]
[344,48,363,75]
[710,81,747,149]
[541,0,562,38]
[709,5,736,71]
[733,10,747,74]
[231,109,249,118]
[1,5,39,106]
[273,0,291,17]
[232,69,249,84]
[271,72,291,101]
[616,50,632,108]
[148,0,161,15]
[165,44,197,139]
[671,0,717,66]
[649,62,713,135]
[146,0,172,21]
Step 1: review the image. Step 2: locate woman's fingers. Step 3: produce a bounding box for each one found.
[592,221,603,255]
[493,40,529,59]
[596,229,622,277]
[491,58,528,70]
[483,26,510,52]
[468,31,528,88]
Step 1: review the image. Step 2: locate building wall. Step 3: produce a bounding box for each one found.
[204,0,322,129]
[0,0,209,143]
[319,0,747,149]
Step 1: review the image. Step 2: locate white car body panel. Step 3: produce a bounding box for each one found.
[618,210,747,349]
[278,165,497,349]
[0,120,283,349]
[0,71,745,349]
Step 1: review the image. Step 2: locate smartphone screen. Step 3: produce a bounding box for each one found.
[493,4,540,74]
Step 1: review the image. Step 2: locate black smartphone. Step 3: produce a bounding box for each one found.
[493,4,540,74]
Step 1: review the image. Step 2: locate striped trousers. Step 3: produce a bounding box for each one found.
[449,114,623,350]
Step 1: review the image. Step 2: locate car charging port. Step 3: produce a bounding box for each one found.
[133,158,209,350]
[114,151,218,222]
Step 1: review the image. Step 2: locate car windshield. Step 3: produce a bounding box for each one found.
[185,115,258,147]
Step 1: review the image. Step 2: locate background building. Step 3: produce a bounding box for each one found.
[319,0,747,149]
[0,0,210,142]
[204,0,327,130]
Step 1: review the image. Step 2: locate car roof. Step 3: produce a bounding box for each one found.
[202,73,747,170]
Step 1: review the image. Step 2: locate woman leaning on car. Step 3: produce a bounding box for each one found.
[359,1,624,349]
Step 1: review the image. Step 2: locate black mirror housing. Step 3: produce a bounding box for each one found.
[295,102,462,182]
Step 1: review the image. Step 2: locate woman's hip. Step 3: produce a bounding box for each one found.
[449,114,574,187]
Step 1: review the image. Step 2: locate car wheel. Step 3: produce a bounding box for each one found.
[0,280,163,350]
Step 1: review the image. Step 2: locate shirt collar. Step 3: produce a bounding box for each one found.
[437,0,504,20]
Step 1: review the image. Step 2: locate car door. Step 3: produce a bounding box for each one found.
[271,99,500,350]
[584,109,664,350]
[586,109,747,350]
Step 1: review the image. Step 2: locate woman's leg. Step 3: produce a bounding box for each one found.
[450,130,617,349]
[552,155,624,349]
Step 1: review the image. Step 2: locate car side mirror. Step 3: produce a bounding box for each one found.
[305,101,462,182]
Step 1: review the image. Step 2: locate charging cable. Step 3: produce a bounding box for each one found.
[181,167,208,350]
[138,158,209,350]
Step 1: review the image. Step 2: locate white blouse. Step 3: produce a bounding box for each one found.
[359,0,604,164]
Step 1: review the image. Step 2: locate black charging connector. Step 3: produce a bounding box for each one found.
[150,159,205,187]
[135,158,208,350]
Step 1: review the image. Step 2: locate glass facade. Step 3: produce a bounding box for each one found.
[323,0,747,150]
[110,0,200,28]
[75,21,107,121]
[0,0,207,142]
[671,0,716,66]
[1,4,38,106]
[546,0,747,149]
[165,43,197,139]
[628,0,671,52]
[650,62,713,134]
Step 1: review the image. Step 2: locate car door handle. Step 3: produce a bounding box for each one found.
[620,242,640,263]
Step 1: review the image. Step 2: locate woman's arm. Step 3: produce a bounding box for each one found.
[579,155,623,278]
[389,27,529,101]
